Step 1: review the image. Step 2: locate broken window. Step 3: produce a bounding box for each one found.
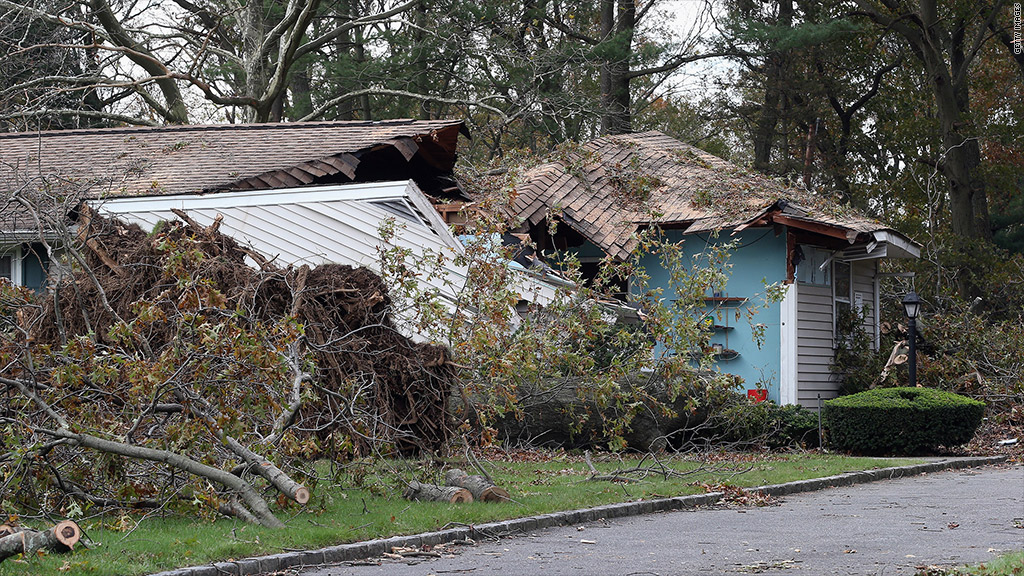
[796,245,832,286]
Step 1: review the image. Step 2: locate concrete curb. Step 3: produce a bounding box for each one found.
[149,455,1007,576]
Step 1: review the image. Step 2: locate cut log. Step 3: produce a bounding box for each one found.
[444,469,510,502]
[0,520,81,563]
[403,481,473,503]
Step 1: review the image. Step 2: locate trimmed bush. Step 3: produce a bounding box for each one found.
[823,387,985,455]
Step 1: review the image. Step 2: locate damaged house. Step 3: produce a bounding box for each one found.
[1,119,485,453]
[511,131,921,407]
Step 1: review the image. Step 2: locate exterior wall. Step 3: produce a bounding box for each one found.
[851,259,878,347]
[793,254,879,409]
[562,228,886,409]
[631,229,787,402]
[795,282,836,407]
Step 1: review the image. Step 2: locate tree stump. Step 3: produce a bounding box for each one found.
[403,481,473,503]
[0,520,81,563]
[444,469,510,502]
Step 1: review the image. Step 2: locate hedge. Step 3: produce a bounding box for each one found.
[823,387,985,455]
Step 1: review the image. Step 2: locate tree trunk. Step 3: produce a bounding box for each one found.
[0,520,80,563]
[57,429,285,528]
[89,0,189,123]
[751,0,793,173]
[929,45,991,242]
[403,481,473,503]
[856,0,993,242]
[444,469,510,502]
[242,0,268,122]
[599,0,634,135]
[352,23,372,120]
[289,64,314,120]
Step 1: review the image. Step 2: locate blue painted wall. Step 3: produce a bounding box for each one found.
[631,229,787,401]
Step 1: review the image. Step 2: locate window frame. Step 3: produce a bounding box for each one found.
[796,245,832,286]
[0,245,22,286]
[833,259,853,344]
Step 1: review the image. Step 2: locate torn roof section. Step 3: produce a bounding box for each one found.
[1,119,466,244]
[512,131,920,261]
[0,119,466,199]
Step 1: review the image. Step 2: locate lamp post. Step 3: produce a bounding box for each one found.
[902,292,921,388]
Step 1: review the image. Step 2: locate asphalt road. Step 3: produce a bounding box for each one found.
[297,464,1024,576]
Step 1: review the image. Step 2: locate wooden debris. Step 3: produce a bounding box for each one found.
[444,468,510,502]
[0,520,81,563]
[403,481,473,503]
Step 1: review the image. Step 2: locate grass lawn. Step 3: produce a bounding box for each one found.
[920,551,1024,575]
[1,451,922,576]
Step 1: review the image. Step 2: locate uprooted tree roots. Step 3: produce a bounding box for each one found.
[1,210,455,528]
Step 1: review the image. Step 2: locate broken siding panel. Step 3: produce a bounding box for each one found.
[796,282,838,407]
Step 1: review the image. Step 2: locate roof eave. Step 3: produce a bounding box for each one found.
[871,230,922,259]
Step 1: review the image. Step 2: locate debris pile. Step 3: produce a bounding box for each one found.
[31,208,455,454]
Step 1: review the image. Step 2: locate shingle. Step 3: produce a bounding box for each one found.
[0,120,463,202]
[510,130,903,259]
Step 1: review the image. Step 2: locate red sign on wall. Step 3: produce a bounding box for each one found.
[747,389,768,403]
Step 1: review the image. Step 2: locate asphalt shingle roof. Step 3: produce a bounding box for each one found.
[513,131,910,260]
[0,119,464,233]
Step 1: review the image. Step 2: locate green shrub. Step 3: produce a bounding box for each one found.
[770,404,821,448]
[823,387,985,455]
[718,401,820,449]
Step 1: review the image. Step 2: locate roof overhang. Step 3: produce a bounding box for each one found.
[837,230,921,260]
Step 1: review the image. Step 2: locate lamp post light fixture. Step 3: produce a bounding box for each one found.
[902,292,921,388]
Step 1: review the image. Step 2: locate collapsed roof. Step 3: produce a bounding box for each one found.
[1,119,466,240]
[513,131,919,261]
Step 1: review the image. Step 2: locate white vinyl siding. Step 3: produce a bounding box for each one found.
[794,257,881,408]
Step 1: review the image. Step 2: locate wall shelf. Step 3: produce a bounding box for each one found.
[704,296,747,359]
[704,296,748,304]
[716,348,740,360]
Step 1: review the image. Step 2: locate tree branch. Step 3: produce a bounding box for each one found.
[299,88,510,122]
[295,0,421,60]
[87,0,189,123]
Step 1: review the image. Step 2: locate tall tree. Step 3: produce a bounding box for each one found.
[851,0,1021,242]
[0,0,421,125]
[0,0,105,130]
[544,0,721,134]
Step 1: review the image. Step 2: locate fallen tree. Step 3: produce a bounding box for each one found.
[402,481,473,503]
[1,207,455,528]
[443,468,510,502]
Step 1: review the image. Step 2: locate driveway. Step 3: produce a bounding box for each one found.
[297,464,1024,576]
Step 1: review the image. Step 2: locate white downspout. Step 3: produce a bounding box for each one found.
[779,281,798,405]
